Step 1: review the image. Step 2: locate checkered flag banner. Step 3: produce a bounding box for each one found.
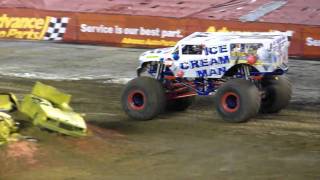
[43,17,69,41]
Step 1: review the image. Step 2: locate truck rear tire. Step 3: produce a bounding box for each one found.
[214,79,261,123]
[260,76,292,113]
[121,77,166,120]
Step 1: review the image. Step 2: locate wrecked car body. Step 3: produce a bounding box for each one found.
[20,82,87,137]
[0,82,87,141]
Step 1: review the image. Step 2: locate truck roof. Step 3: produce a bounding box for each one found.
[178,32,288,45]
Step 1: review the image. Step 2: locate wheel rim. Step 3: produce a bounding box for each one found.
[221,92,240,113]
[128,90,146,110]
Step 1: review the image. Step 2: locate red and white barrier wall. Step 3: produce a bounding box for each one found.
[0,8,319,59]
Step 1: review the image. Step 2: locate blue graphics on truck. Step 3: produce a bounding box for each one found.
[179,56,230,70]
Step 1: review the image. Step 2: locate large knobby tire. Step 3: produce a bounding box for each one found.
[121,77,166,120]
[166,96,195,111]
[260,76,292,113]
[214,79,261,123]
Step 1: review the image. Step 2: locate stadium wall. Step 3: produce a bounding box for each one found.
[0,8,319,59]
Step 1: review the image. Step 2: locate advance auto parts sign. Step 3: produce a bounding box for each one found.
[80,24,183,46]
[0,14,69,41]
[78,14,185,47]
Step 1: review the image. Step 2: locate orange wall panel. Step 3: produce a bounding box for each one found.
[0,8,319,59]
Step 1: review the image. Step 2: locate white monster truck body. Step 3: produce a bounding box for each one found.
[122,32,292,123]
[138,32,290,78]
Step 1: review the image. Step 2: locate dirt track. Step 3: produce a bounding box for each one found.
[0,41,319,180]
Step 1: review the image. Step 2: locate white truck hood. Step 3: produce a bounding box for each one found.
[139,47,174,64]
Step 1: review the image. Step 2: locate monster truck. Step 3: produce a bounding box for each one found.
[121,32,292,122]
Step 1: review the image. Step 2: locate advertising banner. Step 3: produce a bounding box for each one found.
[0,8,319,59]
[303,27,320,57]
[0,8,75,41]
[77,14,186,47]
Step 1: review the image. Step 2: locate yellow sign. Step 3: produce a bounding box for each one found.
[0,14,52,40]
[121,38,177,46]
[0,14,69,41]
[206,26,230,32]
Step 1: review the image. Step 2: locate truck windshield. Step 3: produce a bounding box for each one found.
[181,45,203,55]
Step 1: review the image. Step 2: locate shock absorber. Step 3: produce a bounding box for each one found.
[242,65,251,80]
[155,62,165,80]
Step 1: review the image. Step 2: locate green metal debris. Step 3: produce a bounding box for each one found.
[0,82,87,142]
[0,93,19,112]
[0,112,19,145]
[20,82,87,137]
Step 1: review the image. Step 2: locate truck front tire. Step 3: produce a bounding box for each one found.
[121,77,166,120]
[214,79,261,123]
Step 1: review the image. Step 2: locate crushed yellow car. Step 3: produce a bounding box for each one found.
[0,112,19,145]
[19,82,87,137]
[0,93,19,112]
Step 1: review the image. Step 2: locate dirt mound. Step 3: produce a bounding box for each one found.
[6,141,38,165]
